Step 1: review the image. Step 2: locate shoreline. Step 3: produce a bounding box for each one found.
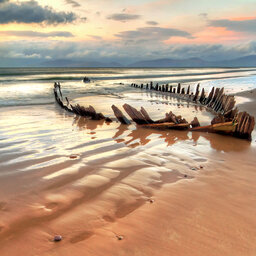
[0,83,255,255]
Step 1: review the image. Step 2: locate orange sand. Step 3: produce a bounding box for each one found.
[0,91,255,256]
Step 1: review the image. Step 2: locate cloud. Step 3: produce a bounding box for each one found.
[0,0,77,25]
[199,13,208,19]
[88,35,102,40]
[0,30,74,37]
[115,27,192,43]
[65,0,80,8]
[2,39,256,67]
[209,18,256,33]
[107,13,141,22]
[146,21,158,26]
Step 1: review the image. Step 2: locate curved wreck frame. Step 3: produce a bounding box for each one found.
[53,82,255,141]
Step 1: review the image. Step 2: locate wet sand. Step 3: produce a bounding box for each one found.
[0,91,255,256]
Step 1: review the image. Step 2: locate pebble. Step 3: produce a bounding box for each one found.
[184,174,188,178]
[117,235,124,241]
[191,167,197,171]
[54,235,62,242]
[69,155,78,159]
[149,199,154,203]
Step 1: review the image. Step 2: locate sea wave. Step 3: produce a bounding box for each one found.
[0,67,256,107]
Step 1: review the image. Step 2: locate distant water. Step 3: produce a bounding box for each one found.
[0,67,256,107]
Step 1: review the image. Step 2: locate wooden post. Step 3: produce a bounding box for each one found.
[186,85,190,95]
[177,83,181,94]
[205,87,214,105]
[199,88,205,103]
[193,84,200,102]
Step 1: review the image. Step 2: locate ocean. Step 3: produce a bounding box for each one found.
[0,67,256,107]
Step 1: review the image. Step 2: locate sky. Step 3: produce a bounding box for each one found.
[1,0,256,66]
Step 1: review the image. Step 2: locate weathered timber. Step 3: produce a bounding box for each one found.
[191,117,200,128]
[190,121,237,134]
[54,82,255,141]
[142,122,190,130]
[199,88,206,103]
[208,88,220,108]
[177,83,181,94]
[111,105,131,124]
[54,83,112,122]
[155,111,178,124]
[205,87,215,105]
[123,104,149,124]
[186,85,190,95]
[193,84,200,102]
[212,87,224,110]
[140,107,154,124]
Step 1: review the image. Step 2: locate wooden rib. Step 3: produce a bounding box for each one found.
[193,84,200,102]
[205,87,214,105]
[140,107,154,123]
[208,88,220,107]
[247,116,255,137]
[177,83,181,94]
[111,105,131,124]
[199,88,205,103]
[123,104,148,124]
[155,111,178,124]
[186,85,190,95]
[191,117,200,127]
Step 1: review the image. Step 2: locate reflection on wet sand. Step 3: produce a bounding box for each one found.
[74,116,251,152]
[0,100,255,256]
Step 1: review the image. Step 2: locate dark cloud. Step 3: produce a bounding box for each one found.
[0,0,77,25]
[146,21,158,26]
[107,13,141,22]
[115,27,192,43]
[0,30,74,37]
[209,18,256,33]
[2,39,256,66]
[88,35,102,40]
[65,0,80,8]
[199,13,208,19]
[80,17,87,22]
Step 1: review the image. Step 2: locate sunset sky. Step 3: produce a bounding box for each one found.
[1,0,256,66]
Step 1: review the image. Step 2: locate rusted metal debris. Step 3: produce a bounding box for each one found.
[53,82,255,140]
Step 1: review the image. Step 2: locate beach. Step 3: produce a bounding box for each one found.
[0,68,255,256]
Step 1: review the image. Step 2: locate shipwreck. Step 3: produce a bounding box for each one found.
[53,81,255,141]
